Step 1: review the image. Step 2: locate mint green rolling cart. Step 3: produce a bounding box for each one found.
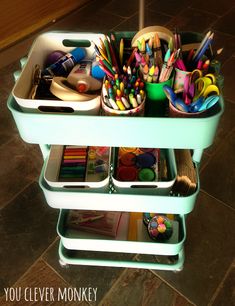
[8,29,224,271]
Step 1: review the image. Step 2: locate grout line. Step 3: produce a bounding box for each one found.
[199,127,235,164]
[97,266,130,306]
[0,180,37,211]
[207,260,235,305]
[200,189,235,212]
[1,237,59,291]
[149,269,197,306]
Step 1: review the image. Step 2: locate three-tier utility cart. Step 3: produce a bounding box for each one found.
[8,26,224,271]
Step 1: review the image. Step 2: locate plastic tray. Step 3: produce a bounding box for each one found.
[8,95,224,151]
[39,158,200,214]
[112,148,177,195]
[44,145,111,191]
[12,32,105,115]
[57,210,186,256]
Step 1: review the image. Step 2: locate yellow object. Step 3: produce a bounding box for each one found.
[127,212,143,241]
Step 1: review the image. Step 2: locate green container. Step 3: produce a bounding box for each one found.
[145,77,173,117]
[145,77,173,100]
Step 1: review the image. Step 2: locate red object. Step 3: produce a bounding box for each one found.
[76,83,88,93]
[117,166,137,181]
[120,152,136,166]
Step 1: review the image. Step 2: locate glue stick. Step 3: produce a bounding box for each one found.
[67,60,102,93]
[42,47,86,76]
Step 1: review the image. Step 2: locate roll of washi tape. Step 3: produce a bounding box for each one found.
[131,26,174,48]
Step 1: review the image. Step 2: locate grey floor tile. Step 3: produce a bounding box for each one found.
[205,99,235,155]
[102,0,140,18]
[191,0,234,16]
[40,0,125,34]
[200,130,235,208]
[113,9,172,32]
[43,240,135,305]
[210,31,235,64]
[0,136,42,208]
[211,261,235,306]
[147,0,192,17]
[0,258,90,305]
[212,7,235,36]
[99,268,193,306]
[165,8,218,33]
[0,183,58,295]
[221,57,235,102]
[152,191,235,306]
[0,61,20,144]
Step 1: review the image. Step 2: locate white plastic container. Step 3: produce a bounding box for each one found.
[44,145,111,191]
[112,148,177,195]
[12,32,105,115]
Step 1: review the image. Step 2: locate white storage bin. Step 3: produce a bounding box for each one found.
[12,32,105,115]
[112,148,177,195]
[44,145,111,192]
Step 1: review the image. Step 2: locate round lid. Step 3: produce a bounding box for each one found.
[117,166,137,181]
[120,152,136,166]
[77,83,88,93]
[138,168,155,181]
[136,152,156,168]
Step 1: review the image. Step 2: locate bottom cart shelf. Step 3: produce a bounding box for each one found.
[57,210,186,271]
[58,241,185,271]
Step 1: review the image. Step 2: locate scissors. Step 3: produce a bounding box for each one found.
[163,85,220,113]
[189,95,220,112]
[28,64,41,99]
[190,70,220,100]
[164,85,190,112]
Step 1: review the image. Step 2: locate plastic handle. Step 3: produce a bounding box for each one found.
[62,39,91,47]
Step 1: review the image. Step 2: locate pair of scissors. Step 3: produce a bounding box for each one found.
[182,69,204,104]
[190,70,220,100]
[163,85,220,113]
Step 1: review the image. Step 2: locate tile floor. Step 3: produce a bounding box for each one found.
[0,0,235,305]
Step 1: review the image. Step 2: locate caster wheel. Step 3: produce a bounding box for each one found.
[59,259,69,268]
[174,266,183,273]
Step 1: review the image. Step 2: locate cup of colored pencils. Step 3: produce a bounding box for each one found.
[94,34,146,116]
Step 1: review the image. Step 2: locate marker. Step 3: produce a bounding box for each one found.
[147,65,155,83]
[121,96,131,109]
[119,38,124,66]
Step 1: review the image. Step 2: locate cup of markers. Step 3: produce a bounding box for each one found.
[133,33,178,116]
[101,74,146,116]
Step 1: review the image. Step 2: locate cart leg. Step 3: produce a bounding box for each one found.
[139,0,145,30]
